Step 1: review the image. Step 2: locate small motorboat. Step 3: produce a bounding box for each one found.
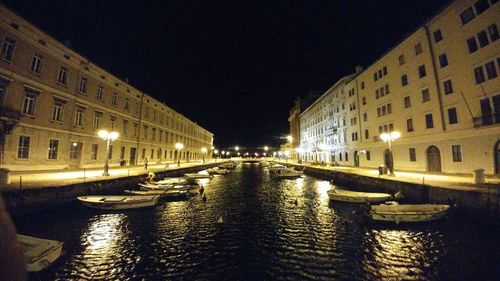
[17,234,63,272]
[158,177,193,185]
[369,202,450,223]
[206,168,230,175]
[138,182,193,191]
[77,195,160,210]
[328,188,402,203]
[184,172,213,179]
[125,189,191,199]
[270,167,303,179]
[268,164,287,174]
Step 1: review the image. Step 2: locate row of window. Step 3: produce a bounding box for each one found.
[474,58,499,84]
[1,35,207,139]
[17,87,207,145]
[460,0,497,25]
[18,136,202,161]
[373,66,388,81]
[408,145,462,163]
[467,23,498,54]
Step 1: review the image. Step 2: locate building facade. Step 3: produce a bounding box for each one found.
[0,5,213,171]
[294,0,499,175]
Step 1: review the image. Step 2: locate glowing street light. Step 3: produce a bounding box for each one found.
[98,130,119,176]
[214,149,219,162]
[380,131,401,176]
[286,135,293,143]
[175,142,184,167]
[201,147,207,164]
[235,146,239,151]
[264,146,269,151]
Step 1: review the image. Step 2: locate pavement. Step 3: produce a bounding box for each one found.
[278,160,500,194]
[1,159,499,194]
[0,160,218,190]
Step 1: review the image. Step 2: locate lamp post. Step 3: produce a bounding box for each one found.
[201,147,207,164]
[98,130,119,176]
[380,131,401,176]
[214,149,219,162]
[175,142,184,167]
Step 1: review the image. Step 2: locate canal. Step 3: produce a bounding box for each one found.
[14,162,500,280]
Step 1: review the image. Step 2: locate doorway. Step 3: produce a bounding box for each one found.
[354,151,359,166]
[426,145,442,172]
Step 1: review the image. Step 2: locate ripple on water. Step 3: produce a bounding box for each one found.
[12,164,500,281]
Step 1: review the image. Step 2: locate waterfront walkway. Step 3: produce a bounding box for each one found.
[0,160,218,190]
[1,159,499,194]
[279,160,500,194]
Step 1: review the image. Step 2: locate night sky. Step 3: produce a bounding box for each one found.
[3,0,450,148]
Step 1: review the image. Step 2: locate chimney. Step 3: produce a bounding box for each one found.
[355,65,363,73]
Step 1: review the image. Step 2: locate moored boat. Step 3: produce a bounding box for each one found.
[268,164,287,174]
[270,167,303,179]
[206,167,230,175]
[77,195,160,210]
[184,172,213,179]
[328,188,402,203]
[17,234,63,272]
[125,189,191,199]
[158,177,193,185]
[369,202,450,223]
[138,182,194,191]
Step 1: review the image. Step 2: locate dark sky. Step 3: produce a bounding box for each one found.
[3,0,449,148]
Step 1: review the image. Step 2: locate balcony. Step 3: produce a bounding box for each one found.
[473,113,500,127]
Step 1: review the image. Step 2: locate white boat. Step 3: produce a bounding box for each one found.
[158,177,192,185]
[138,182,194,191]
[328,188,402,203]
[125,189,190,199]
[271,167,303,178]
[268,164,287,174]
[77,195,160,210]
[369,202,450,223]
[17,234,63,272]
[184,172,213,179]
[206,168,230,175]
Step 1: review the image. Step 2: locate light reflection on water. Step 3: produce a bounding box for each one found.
[13,163,500,281]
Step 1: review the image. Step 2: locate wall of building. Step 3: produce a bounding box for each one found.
[295,0,499,175]
[0,5,213,171]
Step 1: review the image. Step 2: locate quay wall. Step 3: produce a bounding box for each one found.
[300,166,500,215]
[2,163,219,215]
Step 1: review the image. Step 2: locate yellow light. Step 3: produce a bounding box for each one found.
[201,147,207,153]
[264,146,269,151]
[98,130,108,139]
[235,146,239,151]
[175,143,184,150]
[286,135,293,142]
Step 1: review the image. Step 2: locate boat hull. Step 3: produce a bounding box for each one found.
[17,234,63,272]
[328,189,392,203]
[370,204,450,223]
[125,189,190,199]
[77,195,159,210]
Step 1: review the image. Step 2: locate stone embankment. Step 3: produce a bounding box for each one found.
[2,163,219,215]
[295,164,500,216]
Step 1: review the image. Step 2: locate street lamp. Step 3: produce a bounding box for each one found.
[175,142,184,167]
[214,149,219,162]
[201,147,207,163]
[380,131,401,176]
[286,135,293,143]
[235,146,239,151]
[98,130,119,176]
